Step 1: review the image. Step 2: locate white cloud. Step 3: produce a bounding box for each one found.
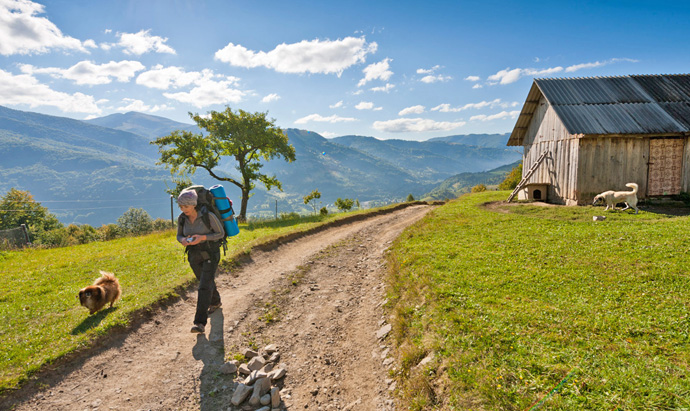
[470,110,520,121]
[0,0,88,55]
[488,66,564,85]
[319,131,338,138]
[136,65,211,89]
[261,93,280,103]
[565,58,638,73]
[370,83,395,92]
[358,58,393,87]
[0,69,100,113]
[431,99,517,113]
[398,105,425,116]
[215,36,377,76]
[373,118,465,133]
[355,101,383,111]
[163,75,245,108]
[417,65,441,74]
[294,113,358,124]
[420,74,452,83]
[137,66,244,108]
[104,29,176,55]
[21,60,145,85]
[115,98,171,113]
[464,75,480,82]
[472,83,483,89]
[329,100,343,109]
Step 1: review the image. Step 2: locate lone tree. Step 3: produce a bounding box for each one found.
[303,189,321,215]
[334,197,355,212]
[152,107,296,221]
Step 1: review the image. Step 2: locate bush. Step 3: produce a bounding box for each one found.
[117,208,154,236]
[36,227,70,248]
[406,194,415,202]
[75,225,98,244]
[471,184,487,193]
[279,212,300,220]
[498,163,523,190]
[153,218,173,231]
[320,207,328,216]
[97,224,120,241]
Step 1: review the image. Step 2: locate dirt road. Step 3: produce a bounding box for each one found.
[4,204,434,411]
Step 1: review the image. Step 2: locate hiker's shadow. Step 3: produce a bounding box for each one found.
[192,310,226,411]
[71,307,117,335]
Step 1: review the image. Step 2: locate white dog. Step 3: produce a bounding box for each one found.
[592,183,639,214]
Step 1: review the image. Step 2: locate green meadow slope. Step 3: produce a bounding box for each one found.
[387,191,690,410]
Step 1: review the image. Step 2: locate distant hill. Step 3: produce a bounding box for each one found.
[0,108,520,225]
[0,106,171,226]
[331,134,520,179]
[85,111,199,140]
[426,133,510,148]
[423,161,521,200]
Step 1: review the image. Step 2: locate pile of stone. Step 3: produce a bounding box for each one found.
[220,344,287,411]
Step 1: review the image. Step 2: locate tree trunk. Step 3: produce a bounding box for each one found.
[239,187,250,222]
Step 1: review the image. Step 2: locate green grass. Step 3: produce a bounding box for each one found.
[387,192,690,410]
[0,205,404,394]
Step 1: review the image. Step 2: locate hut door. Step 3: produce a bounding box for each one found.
[648,138,684,196]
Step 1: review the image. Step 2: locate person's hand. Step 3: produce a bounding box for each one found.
[186,235,206,246]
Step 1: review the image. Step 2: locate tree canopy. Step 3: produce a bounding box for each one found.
[152,107,296,220]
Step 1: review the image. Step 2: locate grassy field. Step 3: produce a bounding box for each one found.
[387,191,690,410]
[0,206,401,394]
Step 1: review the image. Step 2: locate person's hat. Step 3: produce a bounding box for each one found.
[177,190,197,206]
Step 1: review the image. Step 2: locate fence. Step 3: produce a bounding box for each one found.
[0,224,31,249]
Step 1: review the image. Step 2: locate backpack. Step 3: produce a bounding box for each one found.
[178,185,237,254]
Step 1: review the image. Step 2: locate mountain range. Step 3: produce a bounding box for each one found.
[0,105,521,226]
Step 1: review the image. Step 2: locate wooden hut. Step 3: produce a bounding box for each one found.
[507,74,690,205]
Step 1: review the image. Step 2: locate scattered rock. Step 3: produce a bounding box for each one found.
[376,324,392,339]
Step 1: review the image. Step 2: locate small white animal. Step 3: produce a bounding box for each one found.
[592,183,639,214]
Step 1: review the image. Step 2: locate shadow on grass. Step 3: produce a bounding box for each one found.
[71,307,118,335]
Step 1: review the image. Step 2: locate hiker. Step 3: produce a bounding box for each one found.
[176,189,225,334]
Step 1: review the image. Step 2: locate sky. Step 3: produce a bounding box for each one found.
[1,0,690,141]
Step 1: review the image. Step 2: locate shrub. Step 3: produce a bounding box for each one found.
[320,207,328,216]
[153,218,173,231]
[471,184,487,193]
[406,194,415,202]
[97,224,120,241]
[279,212,300,220]
[75,225,98,244]
[117,208,153,236]
[36,227,70,248]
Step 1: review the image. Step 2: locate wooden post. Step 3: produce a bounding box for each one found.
[20,224,30,245]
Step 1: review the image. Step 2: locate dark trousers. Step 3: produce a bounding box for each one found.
[187,246,221,325]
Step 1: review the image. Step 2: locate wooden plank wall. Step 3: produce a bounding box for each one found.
[522,96,579,204]
[684,138,690,193]
[577,137,649,202]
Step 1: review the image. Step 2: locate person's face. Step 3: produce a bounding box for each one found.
[179,204,196,217]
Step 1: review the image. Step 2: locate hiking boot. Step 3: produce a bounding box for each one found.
[208,302,222,314]
[190,323,205,334]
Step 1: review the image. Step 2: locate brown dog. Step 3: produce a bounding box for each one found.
[78,271,122,314]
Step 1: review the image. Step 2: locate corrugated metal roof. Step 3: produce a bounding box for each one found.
[507,74,690,146]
